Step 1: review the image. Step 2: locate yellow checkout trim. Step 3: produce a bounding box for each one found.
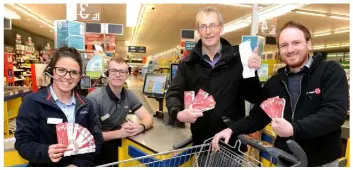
[117,138,194,167]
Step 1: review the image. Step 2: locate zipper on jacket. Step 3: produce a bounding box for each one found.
[281,80,294,117]
[281,80,295,140]
[281,75,303,140]
[292,76,303,123]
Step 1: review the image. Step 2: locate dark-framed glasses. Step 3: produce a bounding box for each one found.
[54,67,82,79]
[108,69,128,76]
[198,23,221,32]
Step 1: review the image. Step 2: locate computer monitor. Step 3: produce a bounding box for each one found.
[142,73,168,98]
[80,76,91,89]
[170,63,178,81]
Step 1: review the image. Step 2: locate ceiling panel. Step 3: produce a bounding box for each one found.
[5,3,350,58]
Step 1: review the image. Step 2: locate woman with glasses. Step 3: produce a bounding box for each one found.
[14,47,103,167]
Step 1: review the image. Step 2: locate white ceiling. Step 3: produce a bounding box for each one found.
[4,3,350,58]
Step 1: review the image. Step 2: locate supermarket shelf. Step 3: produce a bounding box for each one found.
[4,89,31,101]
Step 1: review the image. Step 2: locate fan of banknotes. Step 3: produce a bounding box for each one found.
[260,96,286,118]
[184,89,216,111]
[56,123,95,157]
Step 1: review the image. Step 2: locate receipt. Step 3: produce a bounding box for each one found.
[239,41,255,78]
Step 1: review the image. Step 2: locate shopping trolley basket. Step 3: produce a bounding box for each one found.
[97,134,307,167]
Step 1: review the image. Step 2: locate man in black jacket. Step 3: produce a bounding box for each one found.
[166,7,263,148]
[212,21,348,167]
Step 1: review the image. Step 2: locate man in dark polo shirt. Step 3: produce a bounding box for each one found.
[87,55,153,165]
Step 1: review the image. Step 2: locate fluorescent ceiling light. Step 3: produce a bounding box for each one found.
[341,43,350,47]
[313,46,325,49]
[223,3,253,8]
[126,3,141,27]
[296,11,326,17]
[330,15,350,20]
[334,29,349,34]
[223,4,304,34]
[258,4,303,22]
[4,6,21,19]
[8,4,53,28]
[131,4,146,45]
[223,20,250,34]
[313,45,325,48]
[294,9,350,21]
[326,44,340,48]
[314,32,331,37]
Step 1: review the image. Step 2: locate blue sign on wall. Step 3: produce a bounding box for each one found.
[55,20,85,51]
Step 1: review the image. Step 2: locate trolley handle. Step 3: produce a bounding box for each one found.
[173,137,193,149]
[237,135,307,167]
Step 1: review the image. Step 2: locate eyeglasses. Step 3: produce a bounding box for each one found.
[198,23,221,32]
[54,67,82,79]
[108,69,128,76]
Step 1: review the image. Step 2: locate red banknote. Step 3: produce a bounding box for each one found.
[260,96,286,118]
[56,123,69,145]
[56,123,96,156]
[193,89,209,106]
[184,91,195,109]
[193,95,216,111]
[184,89,216,111]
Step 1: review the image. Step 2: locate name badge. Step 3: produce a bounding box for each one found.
[101,114,110,121]
[47,118,63,124]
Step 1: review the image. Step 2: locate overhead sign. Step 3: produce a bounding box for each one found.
[77,4,101,22]
[128,46,146,53]
[185,41,196,50]
[258,18,277,36]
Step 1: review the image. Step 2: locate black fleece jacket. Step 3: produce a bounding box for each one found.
[230,53,348,166]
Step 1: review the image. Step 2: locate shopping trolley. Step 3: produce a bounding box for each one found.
[97,134,307,167]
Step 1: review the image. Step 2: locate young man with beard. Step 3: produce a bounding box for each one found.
[87,56,153,165]
[212,21,348,167]
[166,7,264,165]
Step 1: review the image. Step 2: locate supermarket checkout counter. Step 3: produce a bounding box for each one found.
[116,73,194,167]
[341,120,350,140]
[117,115,192,167]
[3,80,194,167]
[125,114,190,153]
[4,87,32,138]
[4,87,32,167]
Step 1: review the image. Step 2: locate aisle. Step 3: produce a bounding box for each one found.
[125,76,154,115]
